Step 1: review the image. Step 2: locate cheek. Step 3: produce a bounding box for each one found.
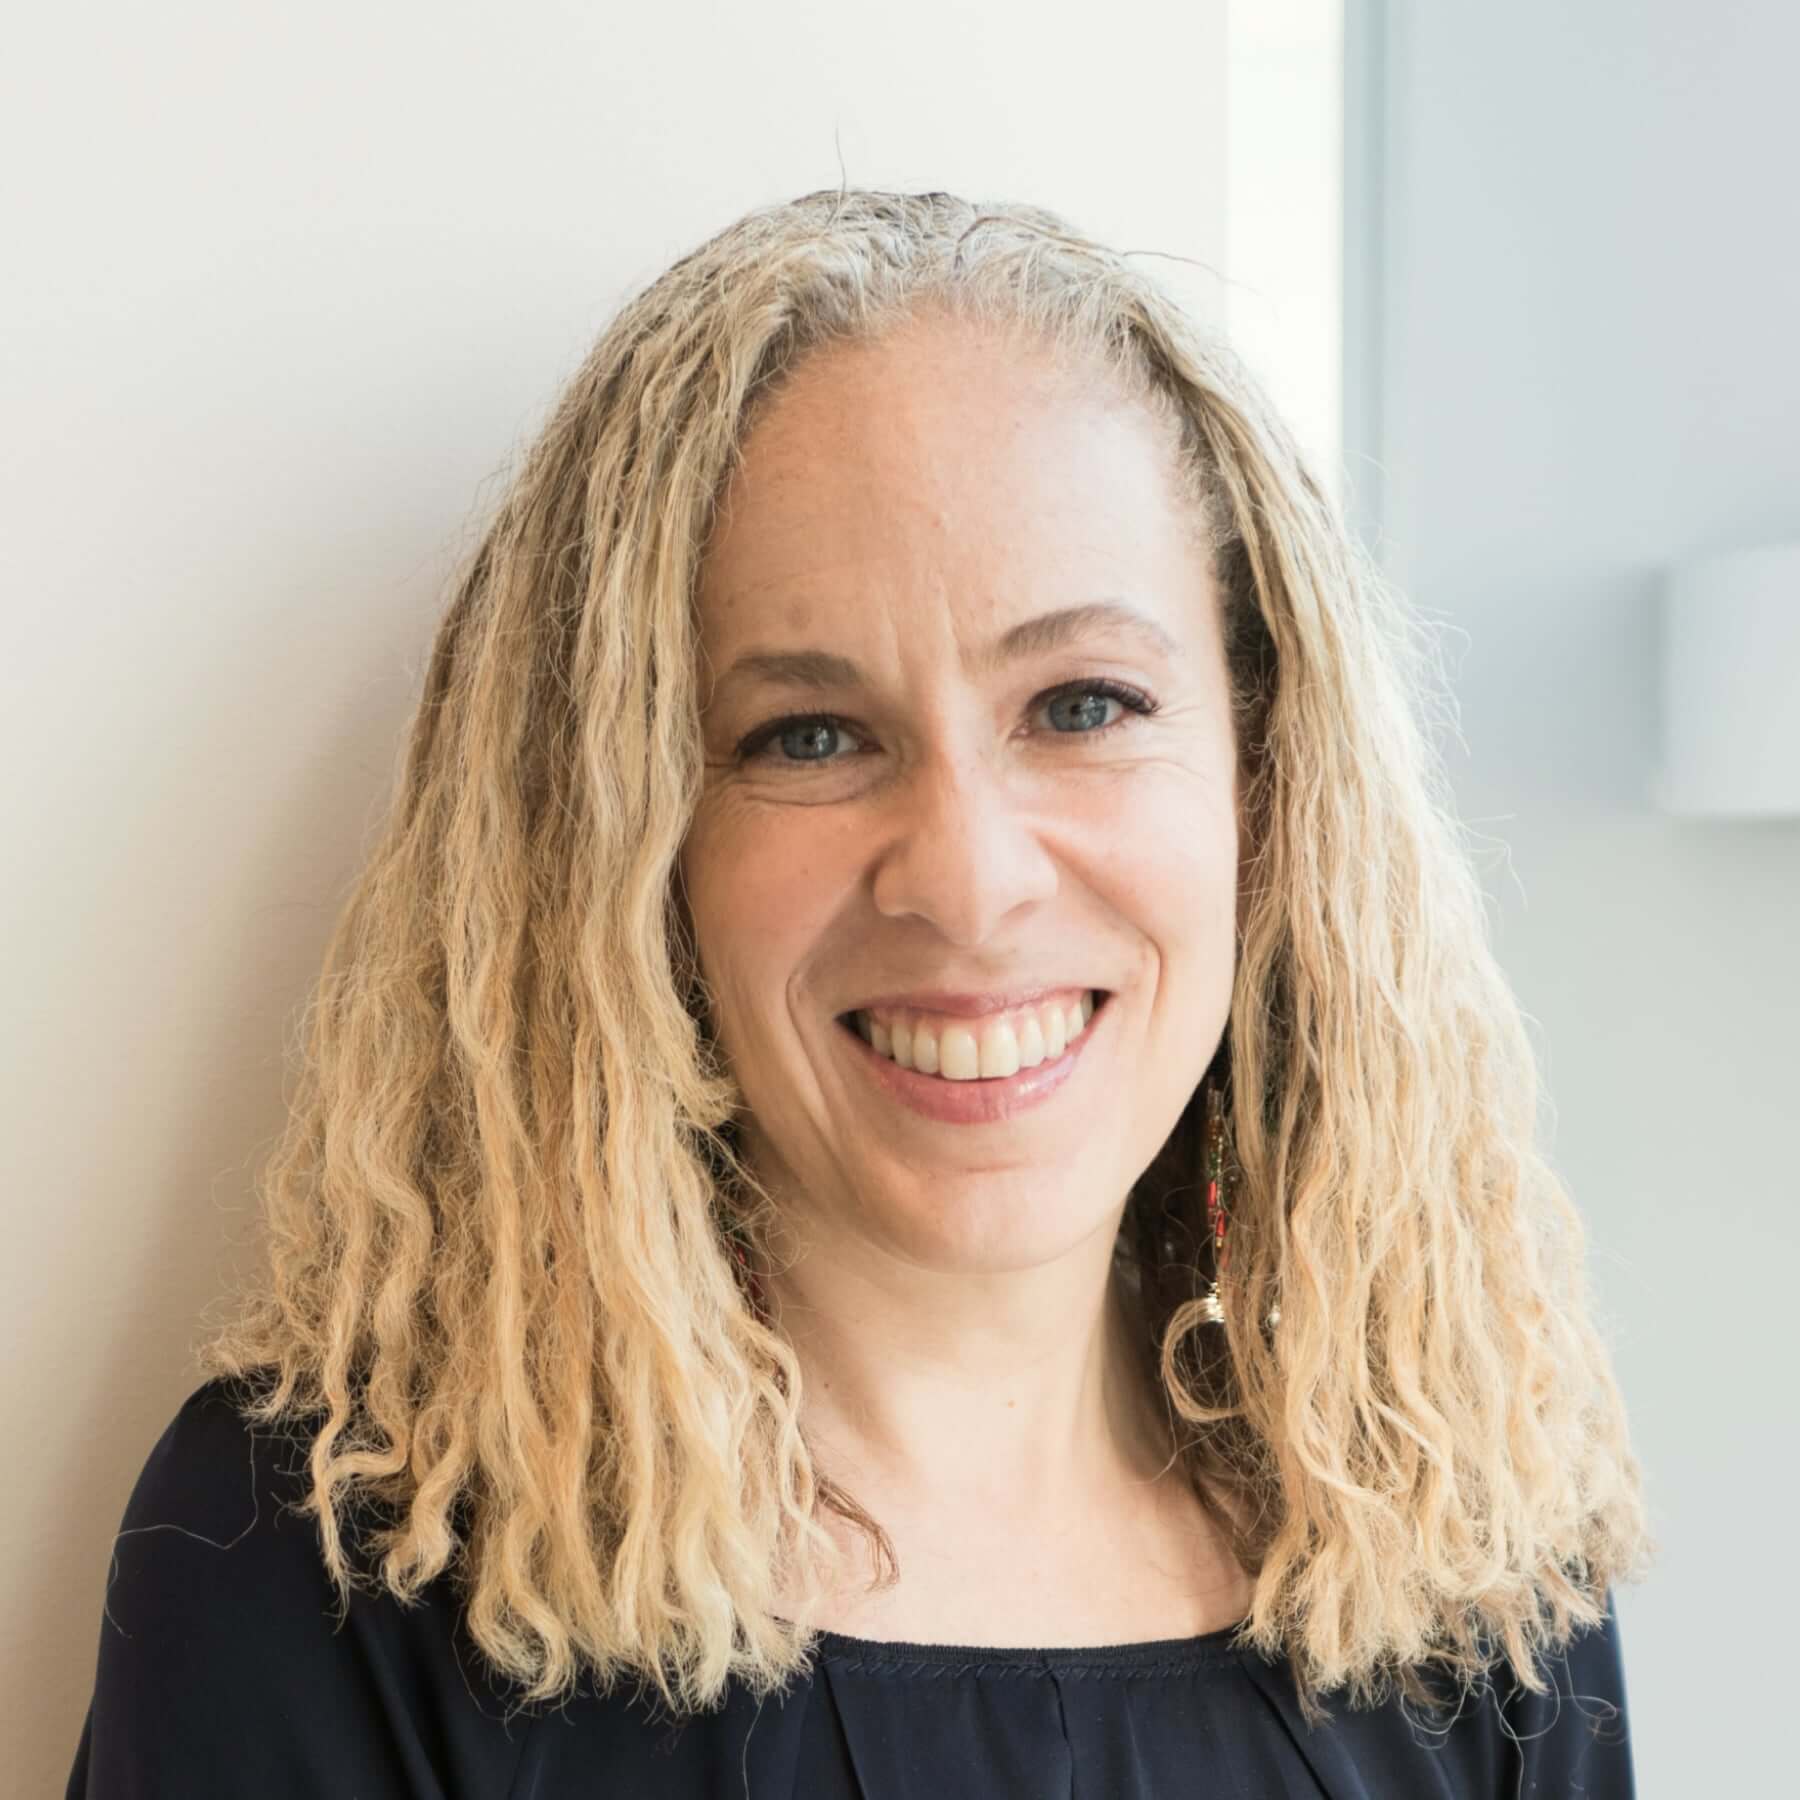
[682,806,848,1026]
[1088,774,1238,937]
[1081,780,1237,1088]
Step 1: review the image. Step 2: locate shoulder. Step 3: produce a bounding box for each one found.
[98,1375,373,1641]
[1493,1593,1635,1796]
[68,1377,531,1798]
[1405,1595,1634,1797]
[1254,1591,1636,1797]
[117,1373,303,1522]
[96,1375,330,1640]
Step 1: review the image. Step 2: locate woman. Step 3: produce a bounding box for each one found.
[67,189,1652,1796]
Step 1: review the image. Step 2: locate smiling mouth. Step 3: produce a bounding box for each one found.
[835,989,1110,1081]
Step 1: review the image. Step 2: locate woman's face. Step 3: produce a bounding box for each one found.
[680,314,1242,1278]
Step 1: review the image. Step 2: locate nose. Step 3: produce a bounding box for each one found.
[868,744,1060,947]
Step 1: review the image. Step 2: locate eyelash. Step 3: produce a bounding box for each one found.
[732,678,1161,767]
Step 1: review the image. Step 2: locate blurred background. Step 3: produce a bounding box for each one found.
[3,3,1794,1790]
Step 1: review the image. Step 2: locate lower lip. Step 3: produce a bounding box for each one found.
[835,996,1109,1125]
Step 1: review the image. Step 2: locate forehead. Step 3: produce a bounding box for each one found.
[695,317,1211,663]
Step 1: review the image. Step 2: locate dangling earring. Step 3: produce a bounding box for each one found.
[1200,1078,1230,1325]
[1199,1078,1281,1330]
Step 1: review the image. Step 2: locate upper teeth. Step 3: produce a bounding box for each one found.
[851,990,1097,1080]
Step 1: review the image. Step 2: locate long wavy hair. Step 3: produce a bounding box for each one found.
[203,187,1652,1725]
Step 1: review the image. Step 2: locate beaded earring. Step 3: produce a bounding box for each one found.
[1200,1078,1231,1325]
[1199,1077,1281,1330]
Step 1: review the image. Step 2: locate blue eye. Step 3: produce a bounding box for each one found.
[1044,688,1128,733]
[732,678,1159,768]
[765,718,860,764]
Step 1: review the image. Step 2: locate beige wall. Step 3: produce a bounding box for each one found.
[0,3,1244,1786]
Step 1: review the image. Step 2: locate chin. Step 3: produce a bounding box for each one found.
[859,1177,1129,1278]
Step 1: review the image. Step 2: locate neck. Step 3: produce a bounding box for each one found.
[761,1222,1177,1526]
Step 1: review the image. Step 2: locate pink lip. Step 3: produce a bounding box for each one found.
[835,995,1108,1125]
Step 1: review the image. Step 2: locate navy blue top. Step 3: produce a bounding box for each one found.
[66,1379,1635,1797]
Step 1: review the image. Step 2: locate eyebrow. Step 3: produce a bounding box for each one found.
[708,600,1184,701]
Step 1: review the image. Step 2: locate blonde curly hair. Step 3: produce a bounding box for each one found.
[203,187,1653,1726]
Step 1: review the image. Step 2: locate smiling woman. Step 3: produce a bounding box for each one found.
[67,189,1651,1798]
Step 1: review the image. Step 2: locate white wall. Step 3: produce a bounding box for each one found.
[1227,0,1345,506]
[0,3,1242,1786]
[1367,3,1800,1790]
